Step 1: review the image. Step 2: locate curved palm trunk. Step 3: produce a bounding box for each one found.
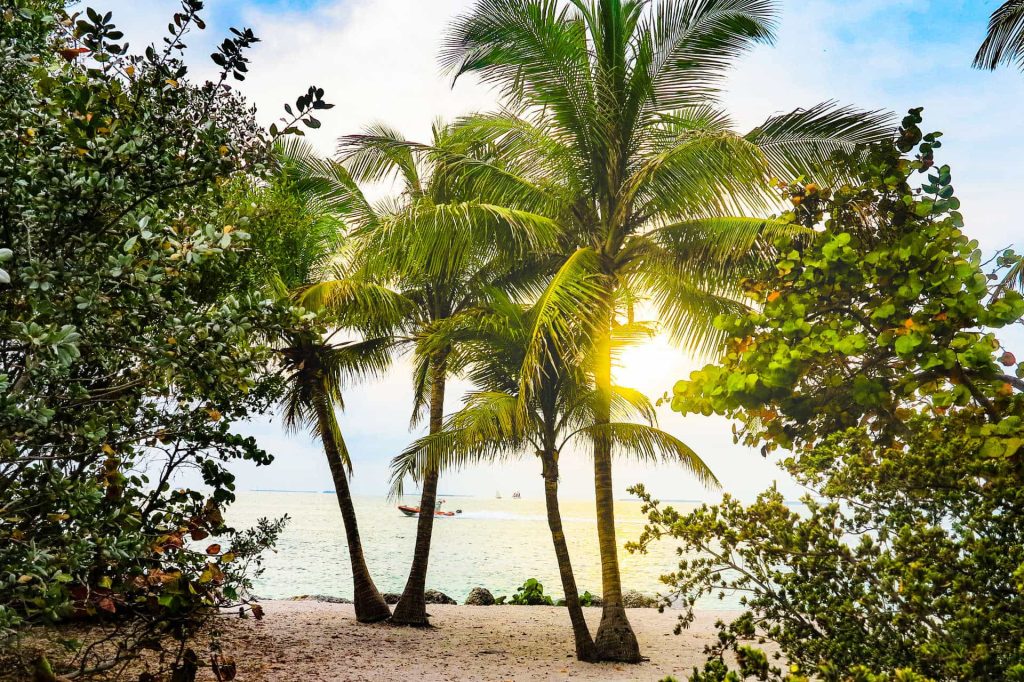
[542,452,597,662]
[391,354,447,626]
[314,397,392,624]
[592,319,642,663]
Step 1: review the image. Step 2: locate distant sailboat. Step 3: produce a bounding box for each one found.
[496,491,502,499]
[512,491,521,499]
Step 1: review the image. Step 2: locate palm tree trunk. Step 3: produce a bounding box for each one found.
[391,353,447,626]
[314,397,391,624]
[591,316,642,663]
[542,451,597,662]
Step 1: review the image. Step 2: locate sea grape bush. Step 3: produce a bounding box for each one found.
[508,578,555,606]
[0,1,324,677]
[631,111,1024,681]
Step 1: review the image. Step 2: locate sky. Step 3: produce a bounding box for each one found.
[96,0,1024,502]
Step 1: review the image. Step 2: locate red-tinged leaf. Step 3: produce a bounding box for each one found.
[190,528,209,541]
[205,543,221,555]
[58,47,89,60]
[97,596,116,613]
[1001,351,1017,367]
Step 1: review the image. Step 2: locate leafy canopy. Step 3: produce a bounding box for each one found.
[631,112,1024,681]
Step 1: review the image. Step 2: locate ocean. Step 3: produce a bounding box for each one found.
[226,491,735,608]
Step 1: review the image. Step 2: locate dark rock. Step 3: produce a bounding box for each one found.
[621,589,658,608]
[382,592,401,604]
[464,587,496,606]
[588,595,603,607]
[424,589,457,605]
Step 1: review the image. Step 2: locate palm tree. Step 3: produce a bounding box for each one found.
[439,0,893,661]
[277,330,394,623]
[390,291,718,660]
[304,122,559,626]
[975,1,1024,71]
[258,140,394,623]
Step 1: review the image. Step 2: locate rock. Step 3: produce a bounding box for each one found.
[621,589,658,608]
[382,593,401,604]
[424,589,457,605]
[288,594,353,604]
[588,595,603,607]
[464,587,496,606]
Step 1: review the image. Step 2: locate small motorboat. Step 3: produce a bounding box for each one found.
[397,505,456,517]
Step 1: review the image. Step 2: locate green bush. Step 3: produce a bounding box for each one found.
[633,111,1024,681]
[0,1,325,677]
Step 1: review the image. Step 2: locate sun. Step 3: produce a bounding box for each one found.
[614,336,691,398]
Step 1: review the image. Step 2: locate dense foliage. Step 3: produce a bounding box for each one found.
[631,111,1024,681]
[0,1,324,677]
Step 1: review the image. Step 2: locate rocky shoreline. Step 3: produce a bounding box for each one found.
[289,587,661,608]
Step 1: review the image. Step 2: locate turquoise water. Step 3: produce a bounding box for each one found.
[226,492,734,608]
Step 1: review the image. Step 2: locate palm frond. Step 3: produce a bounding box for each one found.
[571,422,719,488]
[519,247,605,400]
[609,385,658,424]
[356,200,559,282]
[388,391,529,498]
[636,0,778,110]
[974,1,1024,71]
[338,124,424,190]
[299,279,412,335]
[746,101,895,185]
[644,216,812,282]
[442,0,599,166]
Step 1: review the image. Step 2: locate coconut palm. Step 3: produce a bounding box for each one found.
[439,0,893,660]
[975,1,1024,71]
[390,291,718,660]
[259,140,394,624]
[277,330,394,623]
[303,122,559,626]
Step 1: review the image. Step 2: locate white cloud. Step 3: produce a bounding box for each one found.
[237,0,495,153]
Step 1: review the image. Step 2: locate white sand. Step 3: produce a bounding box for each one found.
[201,601,742,681]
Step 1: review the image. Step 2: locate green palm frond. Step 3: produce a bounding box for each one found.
[629,253,748,357]
[442,0,600,164]
[570,422,719,488]
[338,124,424,190]
[299,279,412,335]
[974,1,1024,71]
[609,385,658,424]
[389,391,530,497]
[995,256,1024,296]
[635,0,778,110]
[746,101,894,184]
[645,216,812,280]
[630,130,774,220]
[519,247,605,399]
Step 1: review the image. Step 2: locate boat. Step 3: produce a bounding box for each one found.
[512,491,521,499]
[397,505,457,517]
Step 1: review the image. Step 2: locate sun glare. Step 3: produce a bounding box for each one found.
[614,336,691,396]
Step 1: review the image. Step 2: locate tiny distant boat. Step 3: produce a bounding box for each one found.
[496,491,502,499]
[512,491,521,499]
[397,505,457,517]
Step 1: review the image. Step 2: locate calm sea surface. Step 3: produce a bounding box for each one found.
[226,492,737,609]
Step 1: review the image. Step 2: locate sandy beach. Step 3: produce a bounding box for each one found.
[200,600,738,681]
